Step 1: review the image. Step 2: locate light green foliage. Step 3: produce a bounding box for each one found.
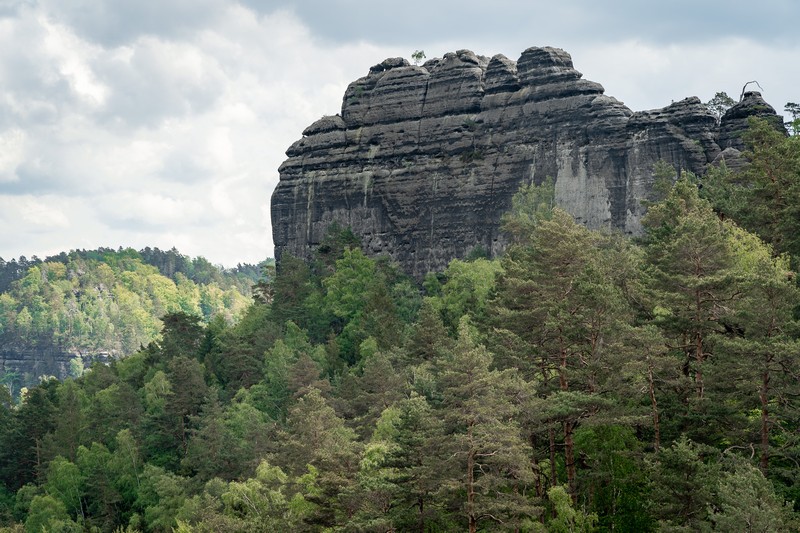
[24,494,79,533]
[545,485,598,533]
[709,459,798,532]
[43,456,84,521]
[135,465,187,533]
[323,248,377,320]
[500,176,555,243]
[349,440,399,529]
[208,461,309,531]
[704,91,735,123]
[144,371,172,414]
[435,257,502,331]
[66,356,84,379]
[411,49,426,65]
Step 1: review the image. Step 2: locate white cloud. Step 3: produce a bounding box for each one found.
[96,191,205,227]
[39,13,108,107]
[0,195,70,232]
[0,128,25,182]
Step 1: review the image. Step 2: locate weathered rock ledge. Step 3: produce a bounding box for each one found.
[271,47,782,279]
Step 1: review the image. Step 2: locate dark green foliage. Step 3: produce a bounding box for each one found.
[573,425,653,531]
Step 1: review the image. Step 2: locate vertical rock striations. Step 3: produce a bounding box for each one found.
[271,47,782,279]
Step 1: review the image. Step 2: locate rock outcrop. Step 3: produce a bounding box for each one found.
[1,344,111,397]
[271,47,782,279]
[1,344,73,396]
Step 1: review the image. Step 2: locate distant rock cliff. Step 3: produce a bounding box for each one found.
[271,47,781,278]
[1,344,74,397]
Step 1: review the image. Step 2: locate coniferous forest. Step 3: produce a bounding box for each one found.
[1,117,799,531]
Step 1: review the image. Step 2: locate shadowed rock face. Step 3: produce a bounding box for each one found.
[1,344,73,395]
[271,47,781,279]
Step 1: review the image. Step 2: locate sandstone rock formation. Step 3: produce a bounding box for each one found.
[271,47,782,279]
[1,344,74,396]
[1,344,111,397]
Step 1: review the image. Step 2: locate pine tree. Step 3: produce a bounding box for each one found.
[492,203,635,498]
[277,388,361,528]
[382,394,445,532]
[434,318,538,532]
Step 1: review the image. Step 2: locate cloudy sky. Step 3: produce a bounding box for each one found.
[0,0,797,267]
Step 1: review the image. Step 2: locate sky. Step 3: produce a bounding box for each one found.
[0,0,798,267]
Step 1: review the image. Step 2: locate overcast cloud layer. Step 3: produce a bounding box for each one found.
[1,0,798,266]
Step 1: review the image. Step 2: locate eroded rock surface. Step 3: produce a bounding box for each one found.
[271,47,781,278]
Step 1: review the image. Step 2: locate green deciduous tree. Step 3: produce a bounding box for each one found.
[704,91,735,123]
[545,485,597,533]
[24,494,80,533]
[43,456,85,522]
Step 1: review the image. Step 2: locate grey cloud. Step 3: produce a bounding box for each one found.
[2,0,796,267]
[246,0,798,47]
[158,151,215,184]
[0,154,98,196]
[0,158,59,195]
[93,47,226,128]
[0,0,24,18]
[0,34,74,129]
[37,0,229,46]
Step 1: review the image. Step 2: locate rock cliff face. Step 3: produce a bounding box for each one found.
[1,344,73,396]
[1,344,111,396]
[271,47,781,279]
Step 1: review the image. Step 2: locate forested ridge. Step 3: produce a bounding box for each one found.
[1,117,799,532]
[0,248,266,395]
